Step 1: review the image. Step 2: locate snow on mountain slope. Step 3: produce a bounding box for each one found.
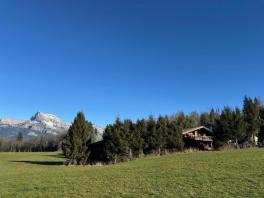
[0,112,104,141]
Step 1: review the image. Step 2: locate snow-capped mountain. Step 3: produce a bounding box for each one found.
[0,112,104,140]
[92,124,104,142]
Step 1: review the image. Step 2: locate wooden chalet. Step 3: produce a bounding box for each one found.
[182,126,213,151]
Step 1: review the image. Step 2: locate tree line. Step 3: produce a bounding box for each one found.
[214,97,264,148]
[102,115,184,163]
[1,96,264,165]
[61,96,264,165]
[100,109,220,163]
[0,133,61,152]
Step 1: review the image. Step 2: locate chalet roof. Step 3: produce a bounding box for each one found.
[182,126,213,135]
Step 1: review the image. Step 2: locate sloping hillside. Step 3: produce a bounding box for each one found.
[0,149,263,197]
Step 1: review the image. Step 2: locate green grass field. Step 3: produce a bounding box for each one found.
[0,149,264,198]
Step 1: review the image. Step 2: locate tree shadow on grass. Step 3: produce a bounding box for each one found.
[43,153,66,159]
[10,160,63,166]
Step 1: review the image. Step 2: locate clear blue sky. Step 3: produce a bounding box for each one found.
[0,0,263,126]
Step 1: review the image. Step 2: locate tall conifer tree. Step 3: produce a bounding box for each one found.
[243,96,260,143]
[62,112,94,165]
[258,107,264,146]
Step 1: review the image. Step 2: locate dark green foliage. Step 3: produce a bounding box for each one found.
[114,118,130,158]
[58,96,264,164]
[200,112,210,126]
[213,107,233,148]
[212,97,264,149]
[139,119,150,153]
[258,126,264,147]
[258,108,264,147]
[166,120,183,151]
[123,119,134,155]
[102,115,184,162]
[232,108,247,142]
[145,115,158,153]
[103,118,130,162]
[243,96,261,142]
[16,132,23,142]
[62,112,94,165]
[209,109,220,125]
[103,124,121,162]
[0,135,60,152]
[16,132,24,152]
[89,140,106,164]
[131,119,145,156]
[185,112,200,128]
[155,116,168,153]
[213,107,247,149]
[200,109,219,129]
[175,112,187,129]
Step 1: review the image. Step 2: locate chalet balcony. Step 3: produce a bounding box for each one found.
[184,135,213,142]
[193,136,213,142]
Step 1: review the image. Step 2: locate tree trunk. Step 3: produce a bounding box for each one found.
[129,148,132,160]
[235,138,238,149]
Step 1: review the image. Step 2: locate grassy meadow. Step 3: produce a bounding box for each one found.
[0,148,264,198]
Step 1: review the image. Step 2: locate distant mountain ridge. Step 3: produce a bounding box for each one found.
[0,112,104,141]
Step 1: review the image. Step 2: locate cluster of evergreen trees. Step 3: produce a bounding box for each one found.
[61,112,97,165]
[61,110,218,164]
[103,115,184,163]
[102,109,220,162]
[213,97,263,148]
[61,96,264,165]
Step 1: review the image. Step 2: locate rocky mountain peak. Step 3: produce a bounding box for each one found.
[31,112,62,122]
[0,112,103,141]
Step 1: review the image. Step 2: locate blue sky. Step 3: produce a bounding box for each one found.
[0,0,263,126]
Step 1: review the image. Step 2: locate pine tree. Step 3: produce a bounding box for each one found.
[213,107,234,148]
[258,107,264,147]
[16,132,23,142]
[156,116,169,154]
[103,118,130,162]
[123,119,134,159]
[167,120,183,151]
[209,108,219,128]
[16,132,23,152]
[145,115,157,154]
[243,96,260,144]
[186,112,200,128]
[213,107,247,149]
[139,119,150,153]
[103,124,121,162]
[200,112,210,126]
[175,112,187,129]
[132,119,146,156]
[258,125,264,147]
[61,112,94,165]
[114,118,129,159]
[232,108,247,147]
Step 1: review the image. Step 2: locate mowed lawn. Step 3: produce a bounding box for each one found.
[0,149,264,198]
